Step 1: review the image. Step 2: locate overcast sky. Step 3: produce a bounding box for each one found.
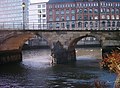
[30,0,49,3]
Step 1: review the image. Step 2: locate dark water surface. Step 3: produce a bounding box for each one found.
[0,49,117,88]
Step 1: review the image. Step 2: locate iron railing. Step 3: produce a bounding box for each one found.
[0,22,119,30]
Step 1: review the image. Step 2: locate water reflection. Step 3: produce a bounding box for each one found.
[0,48,117,88]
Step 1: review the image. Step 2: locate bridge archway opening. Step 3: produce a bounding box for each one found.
[22,34,50,50]
[20,33,52,67]
[68,35,102,61]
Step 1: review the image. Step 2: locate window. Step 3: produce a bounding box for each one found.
[71,10,75,14]
[42,9,45,13]
[106,9,110,13]
[94,16,98,19]
[72,22,75,28]
[116,9,119,14]
[90,16,93,20]
[116,15,119,19]
[66,22,70,28]
[90,22,93,27]
[66,16,70,20]
[61,23,65,28]
[84,9,88,14]
[95,21,98,27]
[111,9,115,14]
[117,22,120,27]
[79,9,82,13]
[61,16,64,21]
[94,9,98,14]
[78,15,82,20]
[49,11,52,15]
[102,15,105,19]
[56,17,59,21]
[49,17,53,21]
[42,4,46,8]
[43,14,46,17]
[107,15,110,19]
[84,16,88,20]
[111,15,115,19]
[102,21,106,27]
[66,10,69,14]
[61,10,64,14]
[112,21,115,27]
[72,16,75,20]
[107,21,111,27]
[78,22,82,27]
[49,23,52,28]
[84,22,88,27]
[89,9,92,13]
[56,23,59,28]
[56,11,59,14]
[38,5,41,8]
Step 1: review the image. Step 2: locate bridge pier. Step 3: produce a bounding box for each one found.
[51,41,76,64]
[0,50,22,64]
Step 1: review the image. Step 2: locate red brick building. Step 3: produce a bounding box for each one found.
[47,0,120,30]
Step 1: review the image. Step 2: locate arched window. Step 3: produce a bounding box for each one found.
[117,22,120,27]
[107,21,111,27]
[78,22,82,28]
[84,22,88,27]
[89,9,92,13]
[94,9,98,14]
[111,8,115,14]
[112,21,115,27]
[84,9,88,14]
[90,22,93,27]
[116,9,119,14]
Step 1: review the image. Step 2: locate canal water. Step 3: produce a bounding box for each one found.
[0,48,117,88]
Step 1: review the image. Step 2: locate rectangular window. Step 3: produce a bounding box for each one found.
[38,5,41,8]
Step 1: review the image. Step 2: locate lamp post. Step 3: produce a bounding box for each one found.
[22,2,25,30]
[39,10,41,29]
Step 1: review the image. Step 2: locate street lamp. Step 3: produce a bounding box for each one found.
[22,2,25,30]
[39,10,41,29]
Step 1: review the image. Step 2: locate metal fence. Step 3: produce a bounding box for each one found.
[0,22,119,30]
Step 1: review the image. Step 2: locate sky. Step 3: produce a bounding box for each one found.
[30,0,49,3]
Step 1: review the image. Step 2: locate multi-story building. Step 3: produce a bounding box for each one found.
[29,2,47,29]
[47,0,120,30]
[0,0,29,29]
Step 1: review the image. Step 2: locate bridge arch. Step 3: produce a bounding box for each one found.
[67,34,103,61]
[68,34,102,49]
[19,33,50,50]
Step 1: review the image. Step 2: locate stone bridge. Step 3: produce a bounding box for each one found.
[0,30,120,64]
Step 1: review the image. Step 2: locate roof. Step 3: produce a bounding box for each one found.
[48,0,120,3]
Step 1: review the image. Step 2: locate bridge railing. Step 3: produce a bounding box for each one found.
[0,22,120,31]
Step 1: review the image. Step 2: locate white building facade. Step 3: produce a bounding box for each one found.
[0,0,29,30]
[29,2,47,30]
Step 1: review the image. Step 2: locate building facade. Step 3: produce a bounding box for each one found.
[29,2,47,30]
[47,0,120,30]
[0,0,29,29]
